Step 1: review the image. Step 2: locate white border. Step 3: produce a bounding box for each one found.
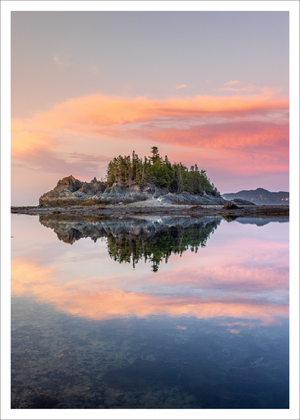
[2,0,300,12]
[1,2,299,420]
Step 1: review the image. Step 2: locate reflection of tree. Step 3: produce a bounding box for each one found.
[106,221,220,272]
[39,215,221,272]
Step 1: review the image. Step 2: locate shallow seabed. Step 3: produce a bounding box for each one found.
[11,214,289,409]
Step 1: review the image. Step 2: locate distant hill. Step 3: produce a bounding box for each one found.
[222,188,289,205]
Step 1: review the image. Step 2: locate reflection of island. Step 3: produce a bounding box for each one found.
[39,215,221,271]
[235,217,288,226]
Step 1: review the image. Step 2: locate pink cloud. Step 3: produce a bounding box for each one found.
[126,120,288,176]
[218,86,256,93]
[11,92,288,152]
[215,82,258,93]
[11,90,289,197]
[224,80,241,86]
[175,84,188,89]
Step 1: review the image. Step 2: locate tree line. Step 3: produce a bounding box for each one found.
[106,146,220,196]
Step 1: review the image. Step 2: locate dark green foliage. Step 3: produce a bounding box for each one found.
[149,146,160,164]
[106,147,220,196]
[149,159,170,188]
[107,219,220,272]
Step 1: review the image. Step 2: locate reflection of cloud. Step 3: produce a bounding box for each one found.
[140,238,289,305]
[11,259,55,297]
[148,239,289,293]
[11,254,288,326]
[220,321,256,329]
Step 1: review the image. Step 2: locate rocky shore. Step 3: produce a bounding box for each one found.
[11,175,289,219]
[38,175,227,207]
[11,202,289,219]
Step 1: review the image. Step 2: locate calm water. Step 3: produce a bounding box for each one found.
[11,214,289,409]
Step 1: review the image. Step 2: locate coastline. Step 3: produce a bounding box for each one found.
[11,202,289,219]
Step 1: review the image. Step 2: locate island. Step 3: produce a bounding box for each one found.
[11,147,289,220]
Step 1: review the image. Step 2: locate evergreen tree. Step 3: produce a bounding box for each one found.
[149,146,160,164]
[176,164,184,193]
[105,147,220,195]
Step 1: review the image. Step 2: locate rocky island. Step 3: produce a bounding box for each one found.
[11,147,289,220]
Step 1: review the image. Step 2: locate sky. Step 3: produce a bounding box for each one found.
[8,8,292,205]
[2,5,300,419]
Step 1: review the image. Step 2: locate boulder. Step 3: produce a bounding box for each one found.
[223,202,239,209]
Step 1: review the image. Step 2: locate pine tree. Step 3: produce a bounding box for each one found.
[105,146,220,196]
[176,164,184,193]
[149,146,160,164]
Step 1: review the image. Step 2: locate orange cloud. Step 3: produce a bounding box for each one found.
[11,90,289,182]
[11,91,288,147]
[175,84,188,89]
[216,82,260,93]
[218,86,256,93]
[224,80,241,85]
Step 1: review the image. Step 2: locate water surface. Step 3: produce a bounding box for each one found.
[11,214,289,409]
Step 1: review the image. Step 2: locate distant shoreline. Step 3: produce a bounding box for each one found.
[11,203,289,219]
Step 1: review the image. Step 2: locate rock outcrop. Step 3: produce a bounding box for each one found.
[223,202,239,210]
[39,176,227,207]
[39,176,106,206]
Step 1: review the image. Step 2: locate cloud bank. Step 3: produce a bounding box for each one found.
[11,89,289,201]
